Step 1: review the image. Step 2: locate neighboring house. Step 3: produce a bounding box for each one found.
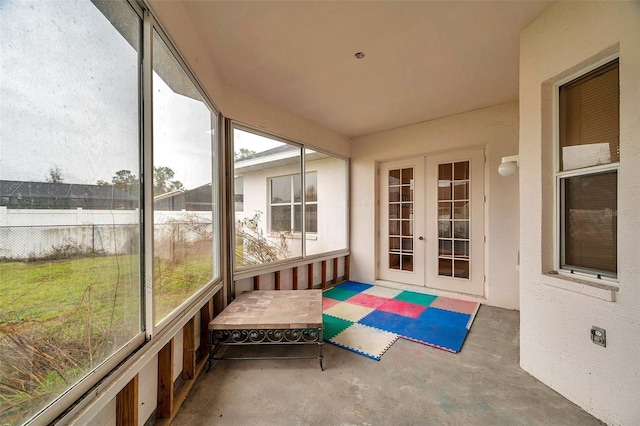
[0,180,138,210]
[153,183,214,211]
[234,145,348,258]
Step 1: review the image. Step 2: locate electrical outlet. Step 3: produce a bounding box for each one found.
[591,326,606,347]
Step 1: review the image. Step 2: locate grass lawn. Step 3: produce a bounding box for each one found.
[0,251,213,424]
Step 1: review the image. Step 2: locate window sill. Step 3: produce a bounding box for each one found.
[543,271,618,302]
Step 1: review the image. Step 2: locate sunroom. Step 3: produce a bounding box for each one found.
[0,1,638,425]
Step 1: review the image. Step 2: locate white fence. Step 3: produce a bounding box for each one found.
[0,207,213,260]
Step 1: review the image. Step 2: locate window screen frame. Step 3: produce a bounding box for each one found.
[554,57,620,282]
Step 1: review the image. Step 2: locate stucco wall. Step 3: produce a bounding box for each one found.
[519,2,640,425]
[350,102,520,309]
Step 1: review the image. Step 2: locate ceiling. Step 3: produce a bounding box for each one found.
[177,1,552,138]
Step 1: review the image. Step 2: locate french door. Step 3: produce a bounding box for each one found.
[378,149,485,296]
[379,159,425,286]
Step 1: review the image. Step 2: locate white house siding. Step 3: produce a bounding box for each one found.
[350,102,520,309]
[237,156,348,260]
[519,2,640,425]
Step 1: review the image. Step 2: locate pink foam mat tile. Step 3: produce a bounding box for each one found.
[323,297,341,310]
[430,297,478,315]
[347,293,389,309]
[378,298,427,319]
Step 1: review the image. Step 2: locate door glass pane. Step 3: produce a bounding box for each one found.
[454,161,470,180]
[453,202,469,219]
[438,180,452,200]
[454,221,469,239]
[389,220,400,236]
[453,182,469,200]
[439,220,452,238]
[454,241,469,258]
[390,237,401,251]
[389,186,400,202]
[438,202,452,219]
[439,163,452,181]
[389,204,400,219]
[401,168,413,184]
[0,1,141,422]
[402,255,414,271]
[387,167,414,271]
[439,240,452,257]
[454,260,470,279]
[389,169,400,185]
[401,220,413,237]
[438,161,471,279]
[439,258,453,277]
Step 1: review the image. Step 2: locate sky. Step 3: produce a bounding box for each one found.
[0,0,215,190]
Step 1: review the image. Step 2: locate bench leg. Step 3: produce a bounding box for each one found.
[319,328,324,371]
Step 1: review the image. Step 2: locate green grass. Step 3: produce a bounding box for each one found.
[0,251,213,424]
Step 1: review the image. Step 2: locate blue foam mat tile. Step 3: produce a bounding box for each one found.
[400,319,469,352]
[335,281,374,293]
[360,307,472,353]
[418,307,471,330]
[359,310,414,335]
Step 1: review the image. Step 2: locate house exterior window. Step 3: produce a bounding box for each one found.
[557,59,618,279]
[270,172,317,233]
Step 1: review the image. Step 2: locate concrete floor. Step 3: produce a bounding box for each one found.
[174,305,603,425]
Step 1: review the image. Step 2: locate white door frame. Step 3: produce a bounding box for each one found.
[377,148,485,297]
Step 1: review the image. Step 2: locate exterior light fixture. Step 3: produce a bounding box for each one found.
[498,155,519,177]
[354,52,365,59]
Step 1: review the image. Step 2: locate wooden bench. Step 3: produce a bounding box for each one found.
[207,290,324,370]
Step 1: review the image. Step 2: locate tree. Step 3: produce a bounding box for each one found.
[234,148,256,161]
[112,170,137,191]
[154,166,185,195]
[46,165,63,183]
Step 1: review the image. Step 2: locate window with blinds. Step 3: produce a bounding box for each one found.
[558,59,619,279]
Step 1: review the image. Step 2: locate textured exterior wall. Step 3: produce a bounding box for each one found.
[519,2,640,425]
[350,102,520,309]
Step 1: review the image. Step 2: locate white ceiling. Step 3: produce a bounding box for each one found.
[178,1,552,138]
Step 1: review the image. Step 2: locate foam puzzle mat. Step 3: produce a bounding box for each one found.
[323,281,480,360]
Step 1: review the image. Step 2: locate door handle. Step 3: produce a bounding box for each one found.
[418,236,424,240]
